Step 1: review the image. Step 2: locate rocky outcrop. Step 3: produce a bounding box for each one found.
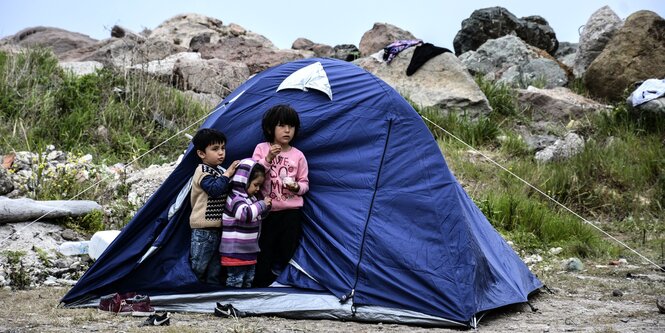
[59,36,187,69]
[460,35,569,88]
[355,48,492,118]
[2,26,98,56]
[291,38,334,58]
[148,13,226,47]
[573,6,623,77]
[453,7,558,56]
[358,23,417,56]
[584,11,665,101]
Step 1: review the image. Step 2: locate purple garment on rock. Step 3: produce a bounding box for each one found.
[383,39,423,63]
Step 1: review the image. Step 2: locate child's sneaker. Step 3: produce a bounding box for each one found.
[141,312,170,326]
[98,292,137,313]
[214,302,238,318]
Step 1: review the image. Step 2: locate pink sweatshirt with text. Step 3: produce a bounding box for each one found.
[252,142,309,211]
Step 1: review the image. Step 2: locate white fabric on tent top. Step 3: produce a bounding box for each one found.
[277,61,333,100]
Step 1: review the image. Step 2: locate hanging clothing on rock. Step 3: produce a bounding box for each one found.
[383,39,423,63]
[406,43,452,76]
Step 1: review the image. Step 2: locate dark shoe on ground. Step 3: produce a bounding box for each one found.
[141,312,170,326]
[125,295,155,317]
[214,302,238,318]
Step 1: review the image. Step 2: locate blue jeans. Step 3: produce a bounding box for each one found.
[226,265,255,288]
[190,229,222,284]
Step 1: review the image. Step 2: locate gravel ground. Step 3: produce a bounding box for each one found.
[1,262,664,333]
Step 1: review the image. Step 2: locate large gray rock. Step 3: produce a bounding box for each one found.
[0,197,102,224]
[573,6,623,77]
[127,52,201,80]
[173,56,250,97]
[358,23,417,56]
[518,86,611,123]
[535,132,585,163]
[355,49,491,118]
[584,10,665,102]
[3,26,98,57]
[453,7,558,56]
[460,35,569,88]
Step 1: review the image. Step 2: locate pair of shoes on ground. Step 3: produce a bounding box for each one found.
[141,312,170,326]
[98,292,155,316]
[214,302,238,318]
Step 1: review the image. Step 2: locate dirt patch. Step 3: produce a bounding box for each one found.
[0,263,664,332]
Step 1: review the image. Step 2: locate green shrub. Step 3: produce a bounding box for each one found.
[475,75,518,117]
[63,210,105,235]
[4,250,31,290]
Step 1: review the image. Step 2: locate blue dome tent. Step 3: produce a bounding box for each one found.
[61,58,541,327]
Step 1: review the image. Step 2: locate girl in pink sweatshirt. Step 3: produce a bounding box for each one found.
[252,104,309,287]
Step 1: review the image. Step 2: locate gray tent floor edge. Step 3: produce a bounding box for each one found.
[70,288,467,327]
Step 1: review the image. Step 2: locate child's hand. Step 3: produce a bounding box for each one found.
[283,182,299,193]
[266,144,282,163]
[264,197,272,206]
[223,160,241,177]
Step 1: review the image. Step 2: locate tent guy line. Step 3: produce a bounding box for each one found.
[420,115,663,271]
[0,108,217,248]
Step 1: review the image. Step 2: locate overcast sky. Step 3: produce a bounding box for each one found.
[1,1,663,50]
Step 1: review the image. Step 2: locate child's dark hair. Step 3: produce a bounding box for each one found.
[262,104,300,142]
[248,163,266,187]
[192,128,226,152]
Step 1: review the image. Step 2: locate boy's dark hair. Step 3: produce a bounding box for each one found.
[262,104,300,142]
[192,128,227,152]
[248,163,266,187]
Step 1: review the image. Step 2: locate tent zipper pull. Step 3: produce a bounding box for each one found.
[339,289,354,304]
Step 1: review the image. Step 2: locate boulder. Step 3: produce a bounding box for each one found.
[127,52,201,80]
[584,11,665,101]
[460,35,569,88]
[453,7,558,56]
[5,26,98,56]
[535,132,585,163]
[292,38,314,50]
[358,23,417,56]
[355,48,492,118]
[173,56,250,97]
[333,44,360,61]
[199,36,313,74]
[517,86,611,123]
[573,6,623,77]
[291,38,334,58]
